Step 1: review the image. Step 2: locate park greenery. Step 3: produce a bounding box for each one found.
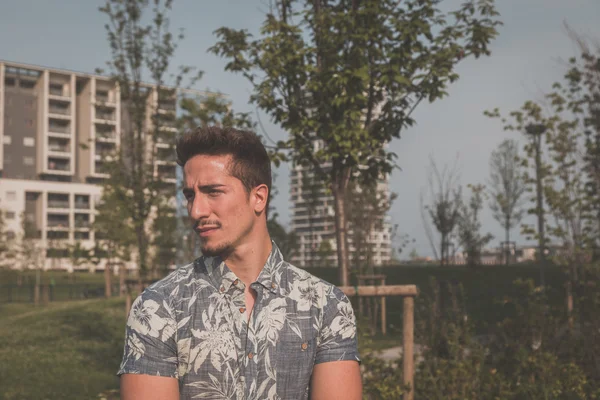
[209,0,502,285]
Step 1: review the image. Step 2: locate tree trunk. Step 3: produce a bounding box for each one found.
[332,171,351,287]
[534,141,546,287]
[119,263,127,297]
[136,225,147,281]
[34,268,41,306]
[505,217,510,265]
[440,235,445,266]
[104,261,112,298]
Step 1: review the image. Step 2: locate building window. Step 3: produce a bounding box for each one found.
[3,135,11,145]
[74,231,90,240]
[23,157,34,166]
[6,211,15,219]
[6,191,17,201]
[23,137,35,147]
[4,77,15,86]
[20,80,35,89]
[25,192,39,201]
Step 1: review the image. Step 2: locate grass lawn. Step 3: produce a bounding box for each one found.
[0,298,125,400]
[0,263,569,399]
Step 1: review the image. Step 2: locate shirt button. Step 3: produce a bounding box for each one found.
[239,307,246,313]
[271,283,276,289]
[301,342,308,350]
[220,286,225,293]
[233,279,239,285]
[248,352,254,359]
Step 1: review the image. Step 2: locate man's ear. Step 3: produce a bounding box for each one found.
[253,184,269,214]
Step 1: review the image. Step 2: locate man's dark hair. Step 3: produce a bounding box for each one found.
[176,126,272,214]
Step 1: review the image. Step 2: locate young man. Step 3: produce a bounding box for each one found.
[118,126,362,399]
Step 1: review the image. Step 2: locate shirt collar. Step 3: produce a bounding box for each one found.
[198,241,286,294]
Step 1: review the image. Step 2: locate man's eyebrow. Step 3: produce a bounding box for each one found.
[182,184,226,193]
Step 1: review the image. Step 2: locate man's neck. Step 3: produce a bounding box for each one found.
[222,233,273,287]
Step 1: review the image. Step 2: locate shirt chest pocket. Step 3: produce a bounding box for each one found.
[275,336,317,398]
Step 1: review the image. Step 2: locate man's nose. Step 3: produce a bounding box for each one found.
[189,195,210,220]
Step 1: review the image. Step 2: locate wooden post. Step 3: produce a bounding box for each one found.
[380,277,387,335]
[403,296,415,400]
[340,285,417,400]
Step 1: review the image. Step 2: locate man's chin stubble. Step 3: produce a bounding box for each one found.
[200,242,233,258]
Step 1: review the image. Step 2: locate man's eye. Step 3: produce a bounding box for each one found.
[208,191,221,197]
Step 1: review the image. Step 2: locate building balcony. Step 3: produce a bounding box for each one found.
[95,91,116,106]
[156,133,174,145]
[48,149,71,159]
[94,111,116,123]
[47,200,70,210]
[47,230,69,240]
[95,128,118,142]
[48,158,71,172]
[49,83,69,98]
[94,161,110,176]
[48,122,70,135]
[156,148,177,163]
[74,201,90,210]
[74,231,90,240]
[48,142,70,153]
[47,216,70,229]
[74,217,90,228]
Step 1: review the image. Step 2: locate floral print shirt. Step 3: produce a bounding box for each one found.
[117,242,360,399]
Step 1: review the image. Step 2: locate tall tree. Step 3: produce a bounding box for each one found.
[488,139,527,264]
[559,26,600,259]
[151,201,178,278]
[457,184,494,266]
[178,92,254,131]
[486,102,553,286]
[98,0,201,278]
[18,212,44,305]
[0,210,17,269]
[266,215,299,261]
[93,186,135,297]
[300,169,326,267]
[421,155,462,266]
[346,178,396,274]
[210,0,501,285]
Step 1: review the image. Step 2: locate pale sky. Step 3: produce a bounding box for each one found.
[1,0,599,258]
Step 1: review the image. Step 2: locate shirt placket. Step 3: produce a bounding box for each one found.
[243,282,268,394]
[226,279,256,397]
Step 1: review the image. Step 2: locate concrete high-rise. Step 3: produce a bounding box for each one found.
[289,141,393,268]
[0,60,206,271]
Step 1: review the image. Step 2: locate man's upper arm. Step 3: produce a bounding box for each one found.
[310,360,362,400]
[121,374,179,400]
[311,286,362,399]
[117,288,180,390]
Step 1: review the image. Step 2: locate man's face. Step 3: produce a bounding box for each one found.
[182,154,256,257]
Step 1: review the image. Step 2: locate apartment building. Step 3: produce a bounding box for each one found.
[0,61,201,271]
[289,141,393,268]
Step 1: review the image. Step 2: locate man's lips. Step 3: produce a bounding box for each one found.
[195,226,219,236]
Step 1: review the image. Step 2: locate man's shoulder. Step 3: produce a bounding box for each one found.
[282,262,346,298]
[144,260,199,296]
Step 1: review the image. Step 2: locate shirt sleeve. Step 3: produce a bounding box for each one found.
[314,286,361,365]
[117,287,179,378]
